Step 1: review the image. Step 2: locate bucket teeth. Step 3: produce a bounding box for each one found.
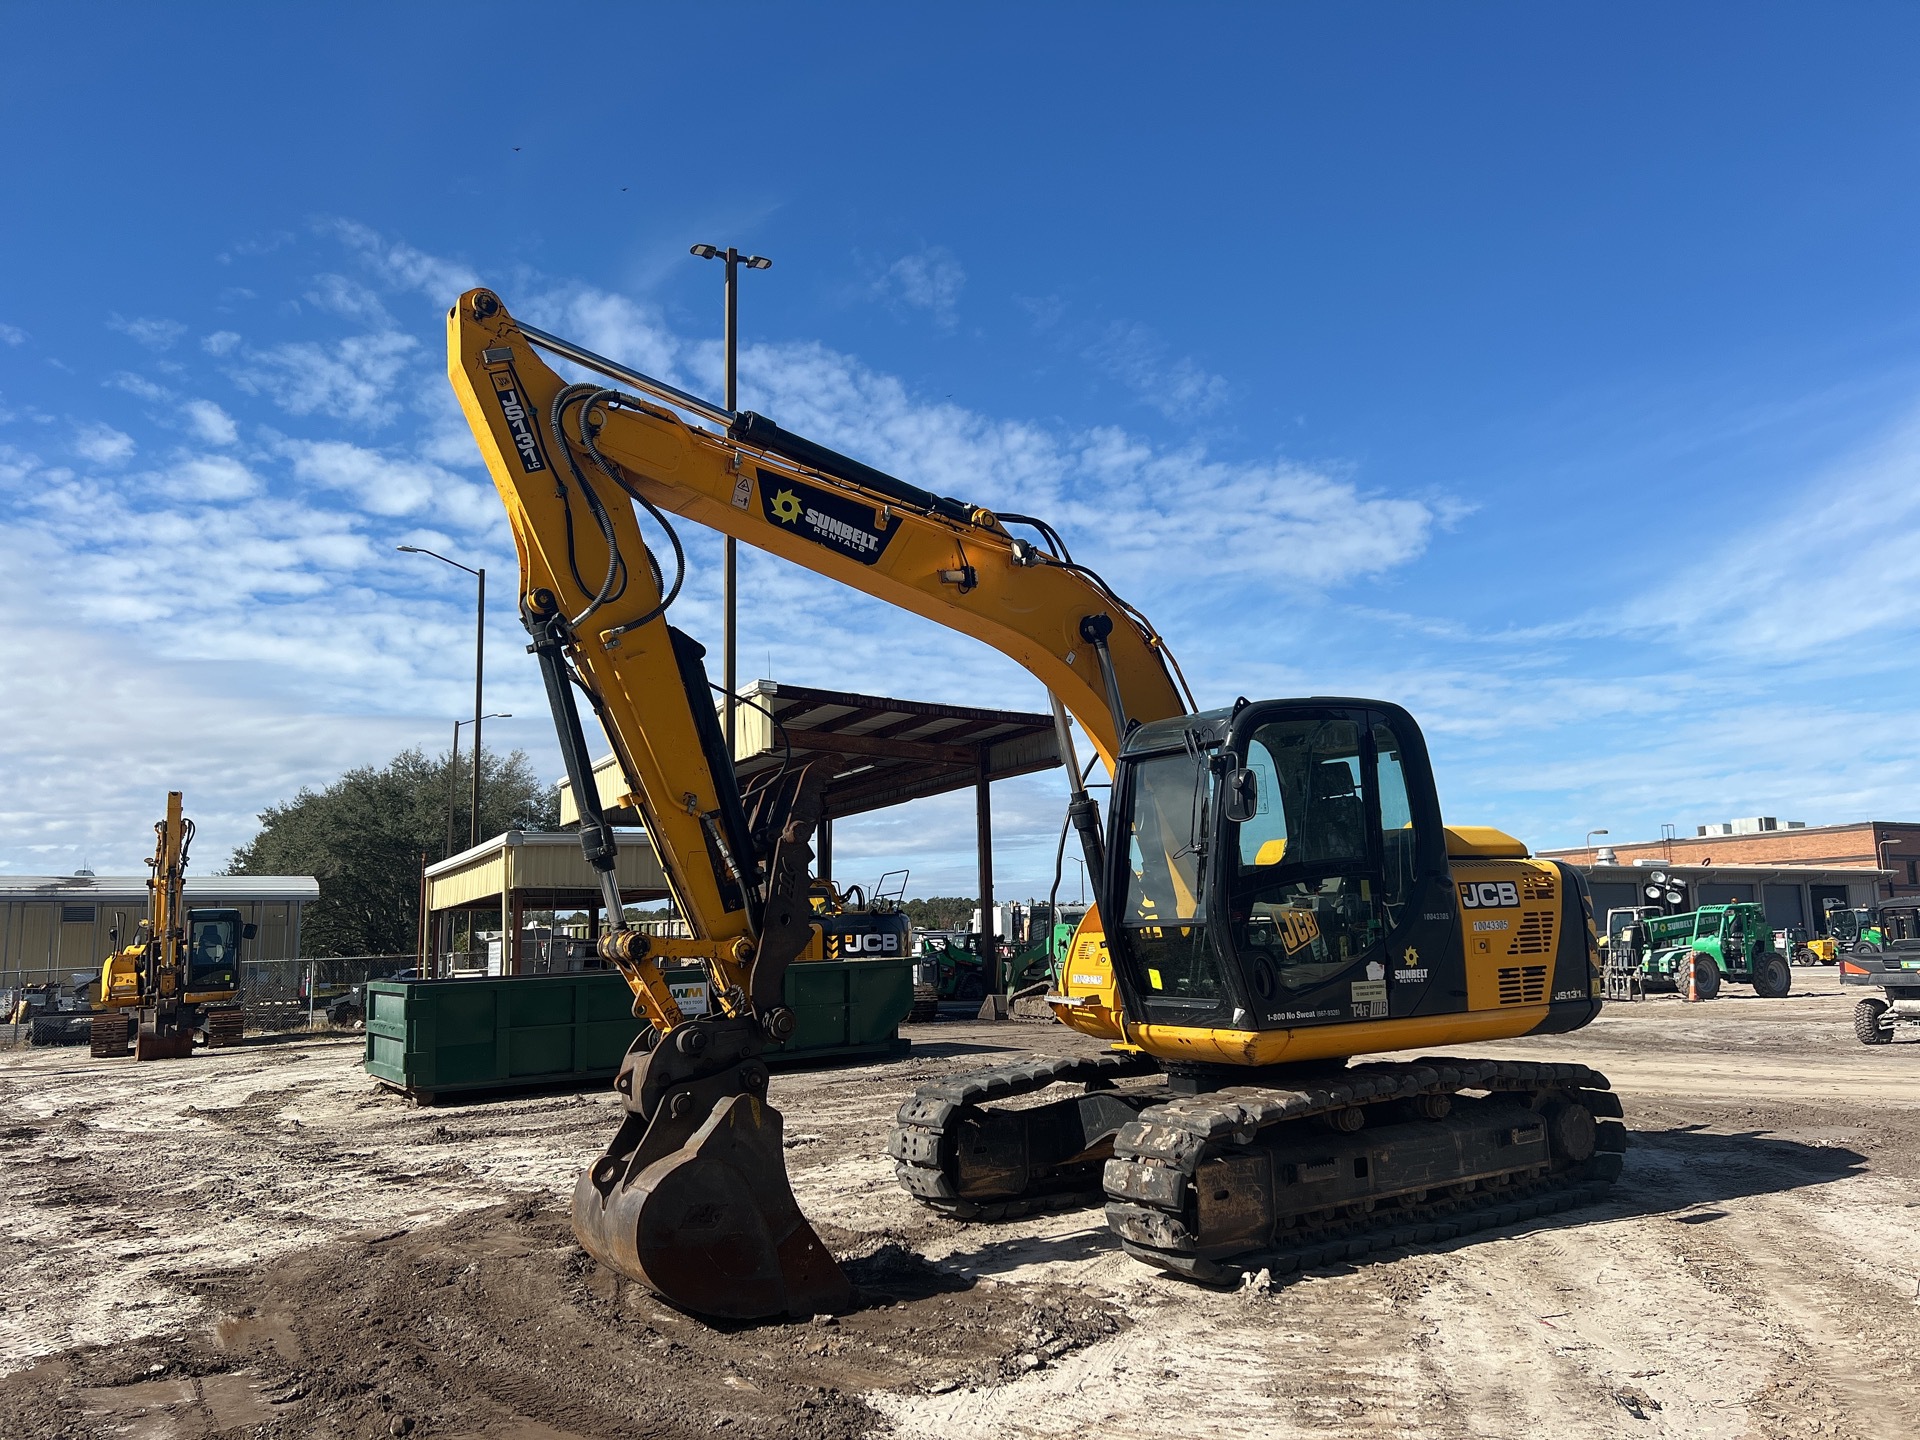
[573,1091,851,1322]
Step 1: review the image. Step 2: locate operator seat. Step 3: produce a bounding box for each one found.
[1300,760,1366,865]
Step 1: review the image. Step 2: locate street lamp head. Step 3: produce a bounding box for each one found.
[1590,829,1609,836]
[396,545,420,554]
[689,244,720,259]
[744,255,772,270]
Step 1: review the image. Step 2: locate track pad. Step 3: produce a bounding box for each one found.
[573,1092,851,1322]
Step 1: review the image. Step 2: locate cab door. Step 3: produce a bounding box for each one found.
[1217,701,1461,1030]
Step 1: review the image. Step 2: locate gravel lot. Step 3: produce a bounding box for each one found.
[2,967,1915,1439]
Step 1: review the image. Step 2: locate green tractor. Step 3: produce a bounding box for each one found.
[1617,901,1794,999]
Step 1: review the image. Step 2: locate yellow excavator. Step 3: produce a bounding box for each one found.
[449,289,1621,1321]
[91,792,250,1059]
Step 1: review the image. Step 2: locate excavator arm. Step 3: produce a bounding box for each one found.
[448,288,1185,1318]
[448,289,1185,1013]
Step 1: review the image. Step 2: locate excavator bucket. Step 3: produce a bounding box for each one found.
[572,1090,852,1322]
[134,1020,193,1061]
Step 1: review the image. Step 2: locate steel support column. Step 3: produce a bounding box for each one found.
[976,748,994,972]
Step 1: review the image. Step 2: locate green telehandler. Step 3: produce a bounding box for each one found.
[1615,901,1794,999]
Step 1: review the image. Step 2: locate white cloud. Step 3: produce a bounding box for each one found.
[183,398,239,445]
[873,247,965,330]
[279,438,497,529]
[0,322,25,346]
[202,331,241,356]
[740,332,1427,594]
[1619,411,1920,662]
[73,424,135,465]
[153,454,261,500]
[329,219,480,302]
[1081,320,1230,418]
[228,331,418,426]
[524,286,683,384]
[304,273,394,326]
[108,372,170,403]
[107,314,188,351]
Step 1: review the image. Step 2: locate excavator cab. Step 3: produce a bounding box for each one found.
[185,910,248,996]
[1102,699,1457,1038]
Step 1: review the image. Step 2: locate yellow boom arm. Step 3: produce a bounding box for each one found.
[447,288,1186,1033]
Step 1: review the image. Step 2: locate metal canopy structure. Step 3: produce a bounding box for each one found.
[554,680,1064,952]
[560,681,1062,825]
[732,680,1063,818]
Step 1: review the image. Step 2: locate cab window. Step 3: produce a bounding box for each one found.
[189,917,239,990]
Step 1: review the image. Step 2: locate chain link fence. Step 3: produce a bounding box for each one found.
[1,954,425,1047]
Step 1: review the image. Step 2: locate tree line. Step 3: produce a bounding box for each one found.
[225,747,1071,958]
[227,745,556,957]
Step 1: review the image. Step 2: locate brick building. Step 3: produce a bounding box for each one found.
[1540,817,1920,904]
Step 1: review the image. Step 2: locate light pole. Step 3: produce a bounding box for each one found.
[448,714,512,857]
[689,243,771,759]
[1068,856,1086,906]
[399,545,487,847]
[1585,828,1609,852]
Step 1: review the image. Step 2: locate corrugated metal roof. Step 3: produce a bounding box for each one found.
[0,874,319,903]
[558,679,1061,826]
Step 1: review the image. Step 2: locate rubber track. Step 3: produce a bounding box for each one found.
[1105,1055,1627,1285]
[890,1050,1161,1221]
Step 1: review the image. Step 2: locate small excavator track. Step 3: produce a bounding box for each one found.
[890,1050,1162,1219]
[1105,1056,1624,1284]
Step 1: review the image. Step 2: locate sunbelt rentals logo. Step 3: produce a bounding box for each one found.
[759,470,901,565]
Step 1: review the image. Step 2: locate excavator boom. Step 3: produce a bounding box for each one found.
[449,288,1189,1319]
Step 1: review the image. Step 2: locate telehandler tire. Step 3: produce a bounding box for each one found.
[1752,953,1793,999]
[1854,997,1892,1045]
[1689,953,1722,1001]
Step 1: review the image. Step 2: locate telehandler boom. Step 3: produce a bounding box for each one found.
[449,289,1621,1321]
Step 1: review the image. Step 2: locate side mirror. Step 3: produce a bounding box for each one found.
[242,923,258,940]
[1223,767,1260,824]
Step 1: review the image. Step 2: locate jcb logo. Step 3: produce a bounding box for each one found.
[1459,881,1520,909]
[1278,909,1321,955]
[830,932,900,956]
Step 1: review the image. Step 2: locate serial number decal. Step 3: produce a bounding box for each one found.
[488,367,549,474]
[1070,973,1104,988]
[760,469,902,565]
[1278,908,1322,955]
[1553,988,1587,1001]
[1460,881,1520,909]
[1472,919,1510,933]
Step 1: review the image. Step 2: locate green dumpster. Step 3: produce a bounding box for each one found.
[363,956,911,1100]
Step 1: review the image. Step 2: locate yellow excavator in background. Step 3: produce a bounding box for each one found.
[450,289,1621,1322]
[92,792,251,1060]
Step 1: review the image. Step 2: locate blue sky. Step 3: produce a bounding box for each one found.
[5,4,1920,894]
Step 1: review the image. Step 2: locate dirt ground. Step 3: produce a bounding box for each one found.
[2,968,1916,1440]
